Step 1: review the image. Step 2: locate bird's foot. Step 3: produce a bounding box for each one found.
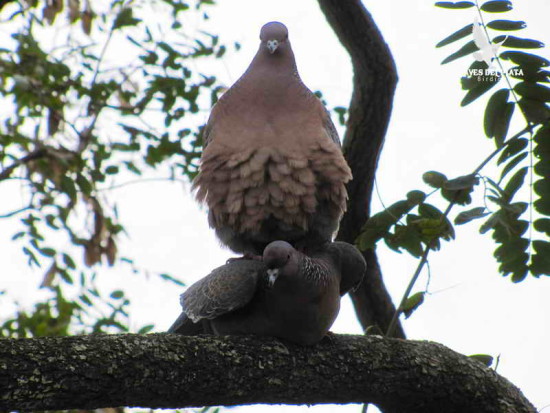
[226,252,262,264]
[321,331,339,346]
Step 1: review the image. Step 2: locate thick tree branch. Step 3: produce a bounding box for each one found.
[0,334,535,412]
[318,0,404,337]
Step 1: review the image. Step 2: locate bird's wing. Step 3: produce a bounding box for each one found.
[330,241,367,296]
[181,260,264,322]
[200,101,221,150]
[167,312,204,335]
[321,104,343,148]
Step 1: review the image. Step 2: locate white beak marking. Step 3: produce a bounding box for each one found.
[267,268,280,287]
[267,40,279,54]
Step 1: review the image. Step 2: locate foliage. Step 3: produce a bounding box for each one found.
[359,0,549,334]
[0,0,233,337]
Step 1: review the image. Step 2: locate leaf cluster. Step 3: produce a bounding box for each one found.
[0,0,231,336]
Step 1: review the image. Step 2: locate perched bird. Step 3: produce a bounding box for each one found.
[168,241,366,345]
[193,21,352,255]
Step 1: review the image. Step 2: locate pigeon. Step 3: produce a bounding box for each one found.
[168,240,366,345]
[193,21,352,255]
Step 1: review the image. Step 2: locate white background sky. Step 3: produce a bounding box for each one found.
[1,1,550,412]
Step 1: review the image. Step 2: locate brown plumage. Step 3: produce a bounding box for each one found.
[167,240,366,345]
[193,21,352,254]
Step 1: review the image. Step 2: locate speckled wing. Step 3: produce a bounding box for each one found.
[180,260,265,323]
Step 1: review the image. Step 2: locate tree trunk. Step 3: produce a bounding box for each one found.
[0,333,535,412]
[318,0,405,338]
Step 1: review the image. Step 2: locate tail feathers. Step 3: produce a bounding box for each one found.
[167,312,204,335]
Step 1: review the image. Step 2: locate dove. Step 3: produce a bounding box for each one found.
[168,240,366,345]
[193,21,352,255]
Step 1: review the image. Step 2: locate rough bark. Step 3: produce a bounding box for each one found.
[318,0,405,338]
[0,333,535,412]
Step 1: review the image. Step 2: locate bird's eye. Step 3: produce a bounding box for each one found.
[287,254,290,260]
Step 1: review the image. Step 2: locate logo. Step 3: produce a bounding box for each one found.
[472,17,505,70]
[467,18,523,81]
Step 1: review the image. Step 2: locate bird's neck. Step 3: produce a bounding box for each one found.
[241,46,301,88]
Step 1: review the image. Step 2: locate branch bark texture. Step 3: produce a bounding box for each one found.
[0,333,535,413]
[318,0,404,337]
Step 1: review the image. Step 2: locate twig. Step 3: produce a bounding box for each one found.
[0,149,47,181]
[385,124,532,337]
[0,205,32,219]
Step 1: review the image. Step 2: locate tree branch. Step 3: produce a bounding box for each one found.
[318,0,404,337]
[0,334,535,412]
[0,149,47,181]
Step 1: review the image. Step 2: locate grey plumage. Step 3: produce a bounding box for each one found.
[168,241,366,345]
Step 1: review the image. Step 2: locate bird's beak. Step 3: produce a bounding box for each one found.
[267,268,279,288]
[266,39,279,54]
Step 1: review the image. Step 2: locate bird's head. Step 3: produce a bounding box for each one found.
[263,240,296,288]
[260,21,289,55]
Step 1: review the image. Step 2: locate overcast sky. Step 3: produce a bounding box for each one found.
[1,1,550,412]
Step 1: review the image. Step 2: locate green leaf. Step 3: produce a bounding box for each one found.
[435,1,474,9]
[159,273,186,287]
[495,238,529,262]
[480,212,501,234]
[534,159,550,178]
[113,8,141,29]
[499,152,527,183]
[534,178,550,198]
[534,218,550,236]
[418,203,444,219]
[454,207,490,225]
[484,89,510,140]
[441,40,478,65]
[436,24,473,48]
[530,252,550,276]
[508,67,550,83]
[534,194,550,215]
[423,171,448,188]
[503,167,528,201]
[480,1,512,12]
[530,241,550,276]
[76,173,93,196]
[486,20,526,31]
[401,292,425,319]
[500,51,550,69]
[386,224,424,257]
[40,247,56,257]
[407,190,427,204]
[497,138,528,165]
[105,165,119,175]
[534,126,550,158]
[110,290,124,299]
[357,198,422,250]
[417,204,455,241]
[469,354,494,366]
[494,103,514,147]
[137,324,155,334]
[494,35,544,49]
[80,294,93,306]
[62,253,76,269]
[60,176,77,201]
[518,98,550,124]
[515,82,550,102]
[444,174,479,190]
[461,74,501,106]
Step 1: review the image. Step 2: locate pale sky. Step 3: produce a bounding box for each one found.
[1,1,549,412]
